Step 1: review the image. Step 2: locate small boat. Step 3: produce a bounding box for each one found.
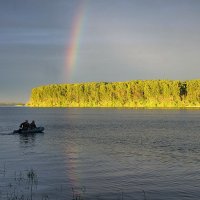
[13,127,45,134]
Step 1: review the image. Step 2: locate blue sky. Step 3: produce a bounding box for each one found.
[1,0,200,102]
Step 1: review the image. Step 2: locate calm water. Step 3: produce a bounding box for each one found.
[0,107,200,200]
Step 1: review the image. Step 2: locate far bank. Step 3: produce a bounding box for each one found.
[26,79,200,108]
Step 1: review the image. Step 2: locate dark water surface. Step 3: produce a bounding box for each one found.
[0,107,200,200]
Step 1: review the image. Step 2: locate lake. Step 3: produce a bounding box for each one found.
[0,107,200,200]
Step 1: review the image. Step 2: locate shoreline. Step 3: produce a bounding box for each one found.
[24,105,200,109]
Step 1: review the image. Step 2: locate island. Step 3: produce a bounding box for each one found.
[26,79,200,108]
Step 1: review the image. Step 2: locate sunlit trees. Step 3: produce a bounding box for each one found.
[27,80,200,108]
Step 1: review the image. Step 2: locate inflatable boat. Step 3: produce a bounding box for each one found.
[13,127,45,134]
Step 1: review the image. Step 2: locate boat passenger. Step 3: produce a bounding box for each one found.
[30,120,36,129]
[20,120,29,130]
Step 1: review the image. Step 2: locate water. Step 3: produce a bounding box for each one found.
[0,107,200,200]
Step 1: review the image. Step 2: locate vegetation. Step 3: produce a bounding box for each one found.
[0,102,25,107]
[0,166,41,200]
[1,164,145,200]
[26,80,200,108]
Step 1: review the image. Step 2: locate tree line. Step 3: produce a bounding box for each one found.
[26,80,200,108]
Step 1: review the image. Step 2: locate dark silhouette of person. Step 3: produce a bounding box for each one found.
[30,120,36,129]
[20,120,29,130]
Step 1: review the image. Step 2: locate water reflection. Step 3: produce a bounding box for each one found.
[19,133,36,146]
[2,107,200,200]
[19,133,44,147]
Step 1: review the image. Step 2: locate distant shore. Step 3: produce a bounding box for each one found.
[26,79,200,108]
[0,103,25,107]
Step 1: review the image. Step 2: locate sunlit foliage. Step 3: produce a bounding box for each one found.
[27,80,200,108]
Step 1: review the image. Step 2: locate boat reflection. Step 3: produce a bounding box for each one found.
[19,132,44,147]
[19,133,36,146]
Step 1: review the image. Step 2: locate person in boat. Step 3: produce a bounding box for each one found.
[30,120,37,129]
[20,120,30,130]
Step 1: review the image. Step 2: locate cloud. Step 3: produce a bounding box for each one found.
[1,0,200,101]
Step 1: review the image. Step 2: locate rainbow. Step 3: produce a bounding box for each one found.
[63,0,88,185]
[64,0,87,81]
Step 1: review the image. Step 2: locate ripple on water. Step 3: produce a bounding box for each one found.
[1,108,200,200]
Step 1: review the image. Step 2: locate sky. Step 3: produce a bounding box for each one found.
[0,0,200,102]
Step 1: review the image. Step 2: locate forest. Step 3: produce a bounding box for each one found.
[27,80,200,108]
